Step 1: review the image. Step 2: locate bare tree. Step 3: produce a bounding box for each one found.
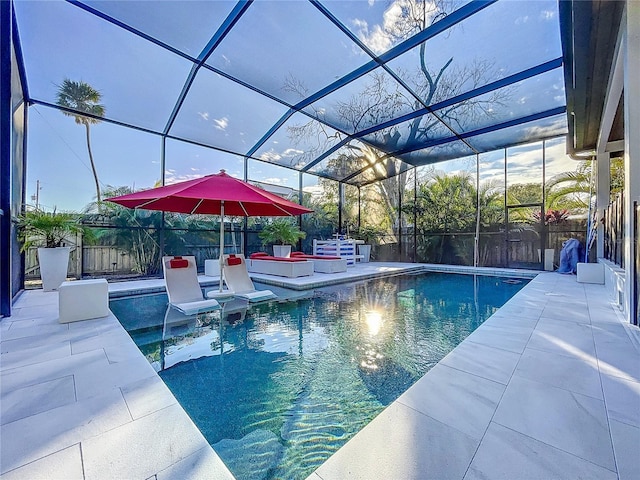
[282,0,511,230]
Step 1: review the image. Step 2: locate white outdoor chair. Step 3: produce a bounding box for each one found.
[222,253,277,302]
[162,256,220,315]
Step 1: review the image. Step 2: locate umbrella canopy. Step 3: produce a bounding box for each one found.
[106,170,313,294]
[106,170,312,216]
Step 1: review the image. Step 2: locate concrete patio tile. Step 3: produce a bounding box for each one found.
[440,340,521,385]
[482,312,538,329]
[397,363,505,440]
[82,403,222,480]
[0,388,132,474]
[12,290,58,308]
[0,349,109,392]
[67,315,122,335]
[0,340,71,370]
[121,375,177,420]
[541,299,590,323]
[74,352,157,400]
[492,376,615,471]
[70,325,135,355]
[464,422,617,480]
[609,419,640,480]
[601,374,640,428]
[584,284,617,307]
[1,375,75,425]
[314,402,479,480]
[0,444,84,480]
[526,318,596,359]
[514,347,602,399]
[6,304,60,322]
[155,446,234,480]
[464,324,532,354]
[589,305,624,324]
[490,303,543,320]
[0,327,72,353]
[592,323,640,382]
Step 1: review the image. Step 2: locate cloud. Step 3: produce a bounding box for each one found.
[282,148,304,157]
[259,147,304,163]
[164,171,202,185]
[259,150,282,162]
[264,177,288,185]
[353,0,441,54]
[540,10,555,20]
[213,117,229,131]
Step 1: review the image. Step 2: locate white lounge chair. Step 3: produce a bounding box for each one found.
[222,253,277,302]
[162,256,220,315]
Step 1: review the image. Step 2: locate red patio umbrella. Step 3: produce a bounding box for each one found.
[106,169,312,293]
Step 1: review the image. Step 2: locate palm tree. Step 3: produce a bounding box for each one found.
[56,79,105,203]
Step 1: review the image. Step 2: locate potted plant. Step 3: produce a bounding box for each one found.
[355,225,384,263]
[258,219,306,258]
[17,209,85,291]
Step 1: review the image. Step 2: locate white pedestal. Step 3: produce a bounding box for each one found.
[59,279,109,323]
[205,259,220,277]
[577,263,605,284]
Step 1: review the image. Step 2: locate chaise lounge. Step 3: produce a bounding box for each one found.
[162,255,220,315]
[222,253,277,302]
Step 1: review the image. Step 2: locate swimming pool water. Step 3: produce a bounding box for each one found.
[110,272,527,480]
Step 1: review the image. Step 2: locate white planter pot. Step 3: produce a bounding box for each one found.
[358,244,371,263]
[537,248,555,271]
[273,245,292,258]
[38,247,71,291]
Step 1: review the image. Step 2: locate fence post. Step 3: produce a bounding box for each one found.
[75,231,83,279]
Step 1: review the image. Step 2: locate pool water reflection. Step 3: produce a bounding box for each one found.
[110,272,527,480]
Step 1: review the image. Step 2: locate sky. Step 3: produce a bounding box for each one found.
[14,0,569,212]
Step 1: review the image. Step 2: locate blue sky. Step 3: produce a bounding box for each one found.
[14,0,569,212]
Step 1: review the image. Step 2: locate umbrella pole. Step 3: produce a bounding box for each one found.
[219,201,225,292]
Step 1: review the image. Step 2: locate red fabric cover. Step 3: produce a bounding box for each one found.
[290,251,306,257]
[251,255,307,262]
[250,252,270,259]
[170,256,189,268]
[226,257,242,266]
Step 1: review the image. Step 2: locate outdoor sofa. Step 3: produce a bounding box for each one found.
[247,252,314,278]
[290,252,348,273]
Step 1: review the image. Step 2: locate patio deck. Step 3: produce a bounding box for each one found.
[1,263,638,479]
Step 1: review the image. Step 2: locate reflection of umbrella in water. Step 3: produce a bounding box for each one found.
[106,169,313,293]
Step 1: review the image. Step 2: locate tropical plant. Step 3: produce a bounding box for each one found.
[56,79,106,203]
[533,209,570,225]
[17,208,86,251]
[84,186,219,275]
[545,160,594,212]
[259,219,306,248]
[355,225,386,245]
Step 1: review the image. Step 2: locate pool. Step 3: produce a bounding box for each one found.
[110,272,527,479]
